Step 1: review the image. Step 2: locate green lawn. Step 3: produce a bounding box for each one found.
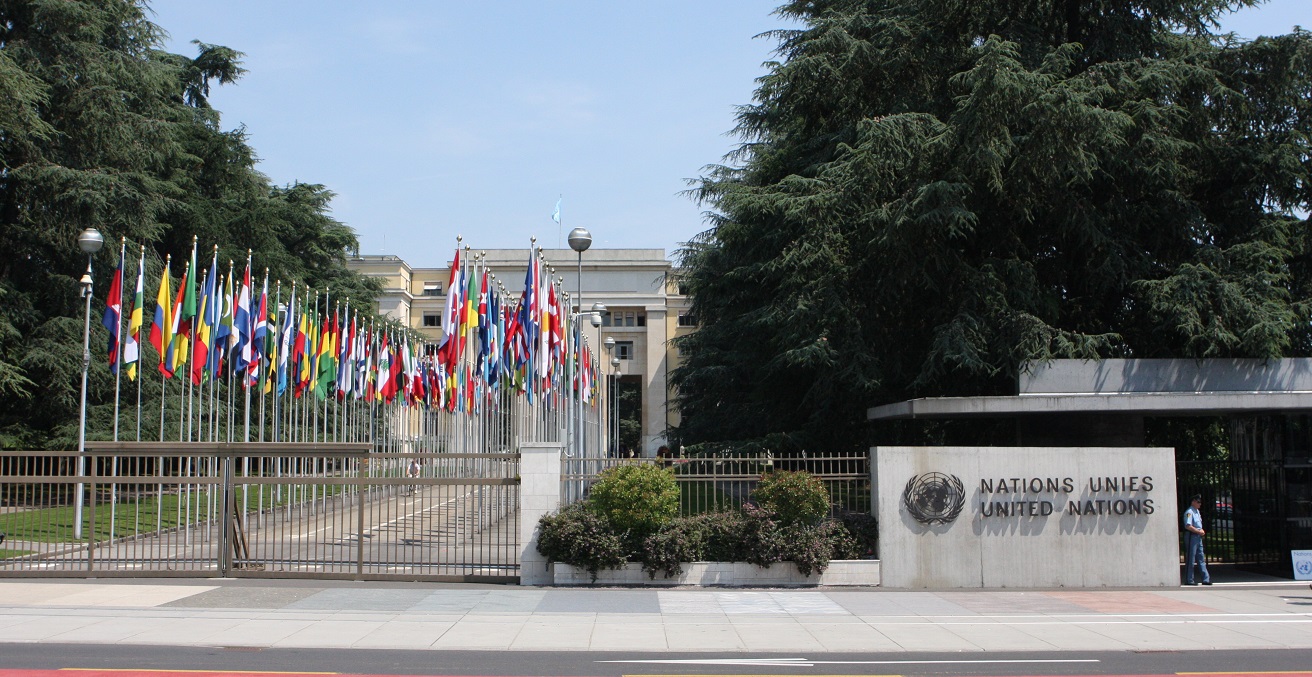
[0,482,349,543]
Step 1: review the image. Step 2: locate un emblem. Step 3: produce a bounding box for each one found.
[902,472,965,525]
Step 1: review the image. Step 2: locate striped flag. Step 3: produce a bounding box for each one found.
[123,247,145,381]
[101,246,124,374]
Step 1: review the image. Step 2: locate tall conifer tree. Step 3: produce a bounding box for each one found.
[673,0,1312,454]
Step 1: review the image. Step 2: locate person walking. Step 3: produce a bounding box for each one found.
[1183,494,1211,586]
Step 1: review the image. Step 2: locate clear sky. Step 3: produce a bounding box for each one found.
[150,1,1308,266]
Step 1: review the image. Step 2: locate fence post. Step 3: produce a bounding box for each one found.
[219,453,233,576]
[519,442,562,586]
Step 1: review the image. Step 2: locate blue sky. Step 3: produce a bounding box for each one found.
[151,1,1308,266]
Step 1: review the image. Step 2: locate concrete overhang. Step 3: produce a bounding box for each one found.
[867,391,1312,421]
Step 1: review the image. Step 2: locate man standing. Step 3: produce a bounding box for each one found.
[1183,494,1211,586]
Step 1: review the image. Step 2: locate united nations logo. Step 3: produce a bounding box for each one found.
[903,472,966,525]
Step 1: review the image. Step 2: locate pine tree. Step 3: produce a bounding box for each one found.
[672,0,1312,454]
[0,0,379,448]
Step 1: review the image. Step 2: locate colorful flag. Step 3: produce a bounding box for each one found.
[439,248,462,372]
[148,256,172,371]
[191,253,218,385]
[233,260,252,374]
[101,245,124,374]
[163,261,188,377]
[210,268,234,378]
[176,241,198,362]
[277,285,295,396]
[124,247,145,381]
[250,272,268,386]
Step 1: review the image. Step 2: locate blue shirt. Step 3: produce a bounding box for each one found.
[1184,505,1203,534]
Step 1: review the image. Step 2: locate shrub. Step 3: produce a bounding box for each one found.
[535,503,626,582]
[737,503,785,568]
[641,511,748,579]
[588,464,679,550]
[751,470,830,526]
[838,510,879,559]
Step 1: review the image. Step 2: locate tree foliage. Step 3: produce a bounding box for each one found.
[0,0,379,449]
[671,0,1312,454]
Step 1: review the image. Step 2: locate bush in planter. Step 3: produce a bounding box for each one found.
[641,511,747,579]
[751,470,830,526]
[588,463,679,551]
[838,510,879,559]
[535,502,626,582]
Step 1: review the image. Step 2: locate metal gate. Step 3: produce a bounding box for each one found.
[0,443,520,582]
[1177,459,1284,568]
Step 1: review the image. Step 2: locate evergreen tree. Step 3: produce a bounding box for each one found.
[672,0,1312,454]
[0,0,379,448]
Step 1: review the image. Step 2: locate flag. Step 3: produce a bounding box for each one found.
[551,196,561,224]
[210,268,234,378]
[376,333,392,402]
[277,286,295,396]
[438,248,461,372]
[250,272,268,386]
[176,241,198,365]
[191,253,218,385]
[148,257,172,371]
[101,247,124,374]
[233,261,252,374]
[163,261,188,378]
[315,307,337,400]
[124,247,145,380]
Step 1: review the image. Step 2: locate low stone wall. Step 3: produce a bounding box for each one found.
[552,560,880,587]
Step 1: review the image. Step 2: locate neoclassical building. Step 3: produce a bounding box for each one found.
[347,249,692,456]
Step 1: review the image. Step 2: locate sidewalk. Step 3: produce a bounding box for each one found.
[1,575,1311,653]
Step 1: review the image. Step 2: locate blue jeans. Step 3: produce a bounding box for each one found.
[1186,534,1210,584]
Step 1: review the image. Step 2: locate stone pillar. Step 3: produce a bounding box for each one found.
[519,442,562,586]
[642,307,668,455]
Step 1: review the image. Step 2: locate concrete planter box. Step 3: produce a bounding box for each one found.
[552,560,880,587]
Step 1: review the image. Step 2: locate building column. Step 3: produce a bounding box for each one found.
[519,442,562,586]
[642,308,668,456]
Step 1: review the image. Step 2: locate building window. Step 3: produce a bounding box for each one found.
[422,313,441,328]
[602,311,612,327]
[677,282,688,296]
[615,341,634,360]
[678,313,697,327]
[636,313,645,327]
[421,284,442,297]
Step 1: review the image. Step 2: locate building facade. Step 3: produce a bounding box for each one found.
[347,249,692,457]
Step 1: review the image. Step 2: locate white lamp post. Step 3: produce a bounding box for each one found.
[74,227,104,540]
[603,336,614,456]
[611,354,621,457]
[591,302,606,457]
[567,228,591,456]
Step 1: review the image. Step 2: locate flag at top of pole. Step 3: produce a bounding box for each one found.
[551,196,561,224]
[101,244,124,374]
[124,246,145,381]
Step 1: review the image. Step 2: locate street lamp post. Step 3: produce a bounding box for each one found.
[74,227,104,541]
[567,227,591,456]
[611,354,621,457]
[603,336,614,456]
[591,302,606,457]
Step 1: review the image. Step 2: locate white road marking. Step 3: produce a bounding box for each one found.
[599,657,1100,666]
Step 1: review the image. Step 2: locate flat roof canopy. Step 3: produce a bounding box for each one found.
[868,358,1312,421]
[868,391,1312,421]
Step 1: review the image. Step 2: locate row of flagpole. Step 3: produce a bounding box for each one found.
[95,235,604,458]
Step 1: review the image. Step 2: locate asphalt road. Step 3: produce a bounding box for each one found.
[0,644,1310,676]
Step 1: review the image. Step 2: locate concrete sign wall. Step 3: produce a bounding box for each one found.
[874,446,1178,588]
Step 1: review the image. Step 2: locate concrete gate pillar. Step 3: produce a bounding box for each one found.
[519,442,562,586]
